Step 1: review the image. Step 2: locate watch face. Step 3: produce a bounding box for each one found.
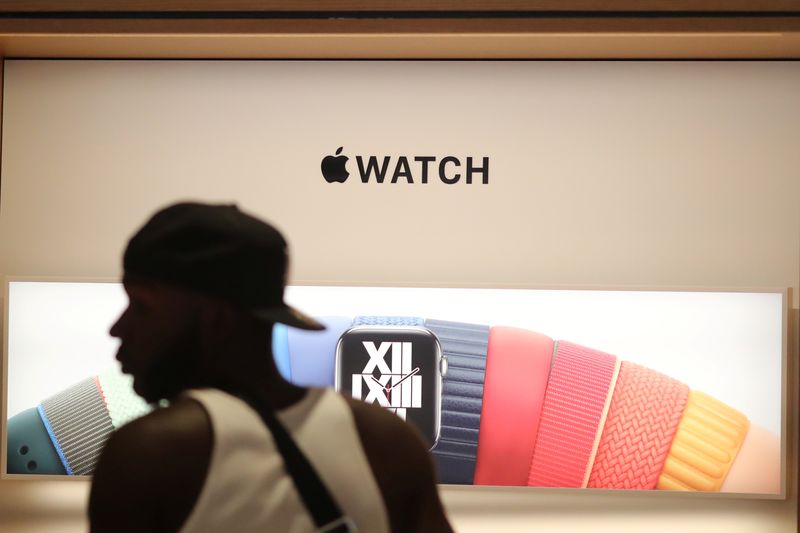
[335,326,442,448]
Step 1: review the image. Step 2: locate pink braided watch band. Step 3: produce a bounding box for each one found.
[587,361,689,490]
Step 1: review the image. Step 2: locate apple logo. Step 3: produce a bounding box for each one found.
[321,147,349,183]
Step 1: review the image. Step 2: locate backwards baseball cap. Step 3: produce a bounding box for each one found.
[123,202,324,331]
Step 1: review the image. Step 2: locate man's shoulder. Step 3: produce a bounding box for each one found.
[342,395,417,440]
[89,396,213,532]
[96,396,213,486]
[340,395,436,479]
[113,397,211,451]
[338,396,454,532]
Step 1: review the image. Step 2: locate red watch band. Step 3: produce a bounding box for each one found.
[474,327,554,486]
[587,361,689,490]
[527,340,618,488]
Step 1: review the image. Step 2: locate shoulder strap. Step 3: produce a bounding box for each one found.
[244,394,357,533]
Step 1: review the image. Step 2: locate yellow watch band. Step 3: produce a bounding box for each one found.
[657,391,749,492]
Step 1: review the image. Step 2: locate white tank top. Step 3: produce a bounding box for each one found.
[178,388,390,533]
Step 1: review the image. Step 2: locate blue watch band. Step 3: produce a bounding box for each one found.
[424,319,489,485]
[350,316,489,484]
[352,316,424,327]
[6,407,67,475]
[272,324,291,381]
[288,316,353,387]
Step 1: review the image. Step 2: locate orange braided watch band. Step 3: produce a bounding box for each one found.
[587,361,689,490]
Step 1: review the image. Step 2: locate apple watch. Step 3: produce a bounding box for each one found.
[335,317,444,450]
[335,316,489,485]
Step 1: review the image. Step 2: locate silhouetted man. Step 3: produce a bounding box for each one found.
[89,202,453,533]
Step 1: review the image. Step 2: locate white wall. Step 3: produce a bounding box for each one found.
[0,60,798,532]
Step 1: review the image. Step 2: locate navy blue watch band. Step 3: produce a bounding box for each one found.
[424,319,489,485]
[353,316,424,327]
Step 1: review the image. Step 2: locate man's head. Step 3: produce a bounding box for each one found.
[111,202,323,402]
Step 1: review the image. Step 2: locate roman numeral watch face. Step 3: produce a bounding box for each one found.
[335,326,444,449]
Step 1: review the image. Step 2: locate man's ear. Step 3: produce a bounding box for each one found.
[199,300,239,344]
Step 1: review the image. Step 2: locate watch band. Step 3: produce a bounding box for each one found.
[38,376,116,475]
[423,319,489,485]
[6,407,67,475]
[656,390,750,492]
[351,316,489,484]
[6,368,153,476]
[527,340,619,488]
[587,361,689,490]
[353,316,424,327]
[288,316,352,387]
[272,324,291,381]
[474,326,554,486]
[96,368,152,429]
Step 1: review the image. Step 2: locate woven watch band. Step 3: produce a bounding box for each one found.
[424,319,489,485]
[527,340,619,488]
[656,391,750,492]
[96,368,152,430]
[38,377,115,475]
[353,316,423,327]
[587,361,689,489]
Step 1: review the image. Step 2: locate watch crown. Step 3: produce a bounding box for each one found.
[440,356,448,377]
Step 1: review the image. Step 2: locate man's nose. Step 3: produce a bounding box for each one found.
[109,309,127,338]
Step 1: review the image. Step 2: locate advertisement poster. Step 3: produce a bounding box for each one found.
[3,281,784,496]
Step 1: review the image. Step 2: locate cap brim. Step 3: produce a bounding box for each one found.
[253,304,326,331]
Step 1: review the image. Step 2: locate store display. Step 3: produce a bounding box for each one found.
[3,282,783,496]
